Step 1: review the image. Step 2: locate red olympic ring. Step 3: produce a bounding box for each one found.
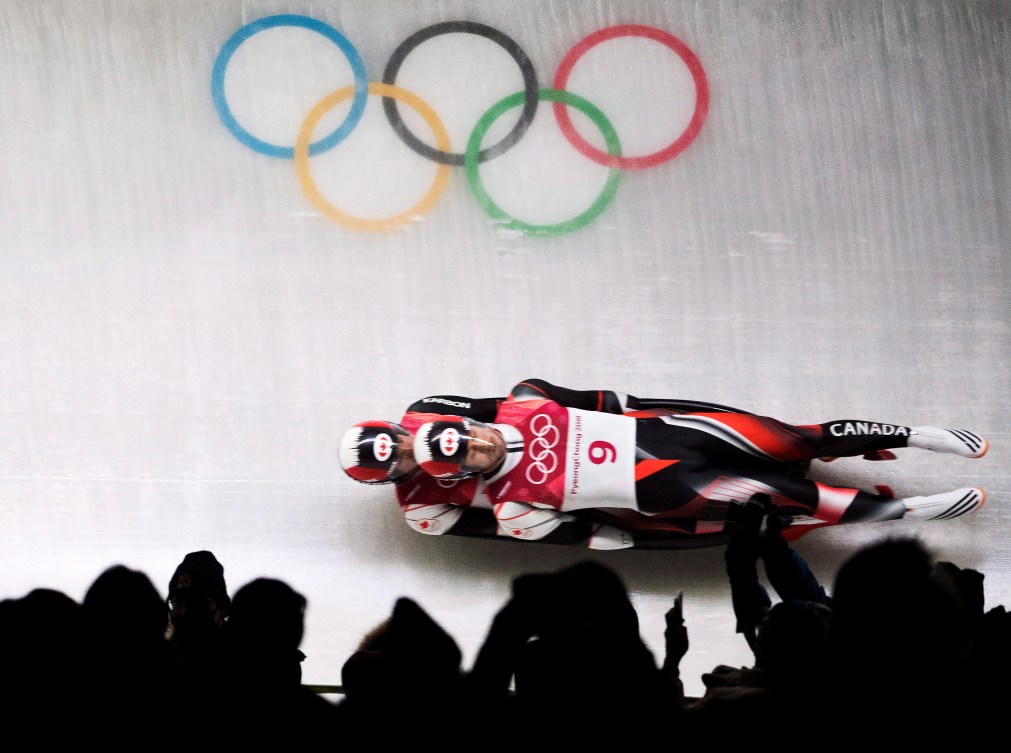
[552,24,709,170]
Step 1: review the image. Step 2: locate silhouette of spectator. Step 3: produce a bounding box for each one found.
[80,564,182,738]
[469,561,682,746]
[165,550,231,728]
[221,578,337,742]
[0,588,87,737]
[931,560,1007,730]
[722,493,830,652]
[827,537,974,744]
[687,494,831,735]
[167,550,230,663]
[337,595,472,742]
[978,597,1011,729]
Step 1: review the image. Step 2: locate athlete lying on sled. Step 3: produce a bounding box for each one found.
[338,378,989,550]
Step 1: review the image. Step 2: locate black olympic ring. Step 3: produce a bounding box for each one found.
[381,21,539,166]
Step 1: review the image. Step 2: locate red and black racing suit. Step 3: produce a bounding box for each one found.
[495,379,914,546]
[397,379,912,549]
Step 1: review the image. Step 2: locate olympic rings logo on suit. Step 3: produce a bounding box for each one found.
[524,414,561,485]
[211,15,709,237]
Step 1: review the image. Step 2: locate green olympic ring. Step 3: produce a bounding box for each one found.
[465,88,622,238]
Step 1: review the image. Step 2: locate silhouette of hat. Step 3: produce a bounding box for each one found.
[168,550,228,600]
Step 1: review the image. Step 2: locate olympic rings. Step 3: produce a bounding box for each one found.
[211,16,709,235]
[294,83,452,233]
[382,21,538,166]
[525,414,561,485]
[552,24,709,170]
[211,14,368,160]
[466,89,622,238]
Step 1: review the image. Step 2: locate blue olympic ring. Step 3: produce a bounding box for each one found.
[210,14,369,159]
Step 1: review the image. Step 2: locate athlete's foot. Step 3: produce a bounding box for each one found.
[901,487,986,521]
[908,427,989,458]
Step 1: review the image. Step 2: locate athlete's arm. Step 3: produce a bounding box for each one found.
[629,396,749,415]
[494,501,633,550]
[508,378,630,413]
[402,503,501,539]
[509,377,747,416]
[405,395,504,422]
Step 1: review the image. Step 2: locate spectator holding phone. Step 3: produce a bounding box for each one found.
[468,560,683,745]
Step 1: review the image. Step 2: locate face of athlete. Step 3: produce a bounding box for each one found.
[393,432,418,480]
[463,424,506,474]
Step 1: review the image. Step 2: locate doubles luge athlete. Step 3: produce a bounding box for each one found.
[338,382,738,550]
[340,379,989,550]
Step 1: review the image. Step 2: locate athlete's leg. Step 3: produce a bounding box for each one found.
[629,417,986,521]
[674,461,985,527]
[723,469,907,524]
[630,418,818,514]
[654,413,988,463]
[742,466,986,525]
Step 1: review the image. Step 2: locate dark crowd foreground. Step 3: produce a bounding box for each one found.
[1,497,1007,747]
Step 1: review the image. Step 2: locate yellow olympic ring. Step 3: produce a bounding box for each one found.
[294,82,452,233]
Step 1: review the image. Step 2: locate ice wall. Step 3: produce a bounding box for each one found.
[1,0,1009,695]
